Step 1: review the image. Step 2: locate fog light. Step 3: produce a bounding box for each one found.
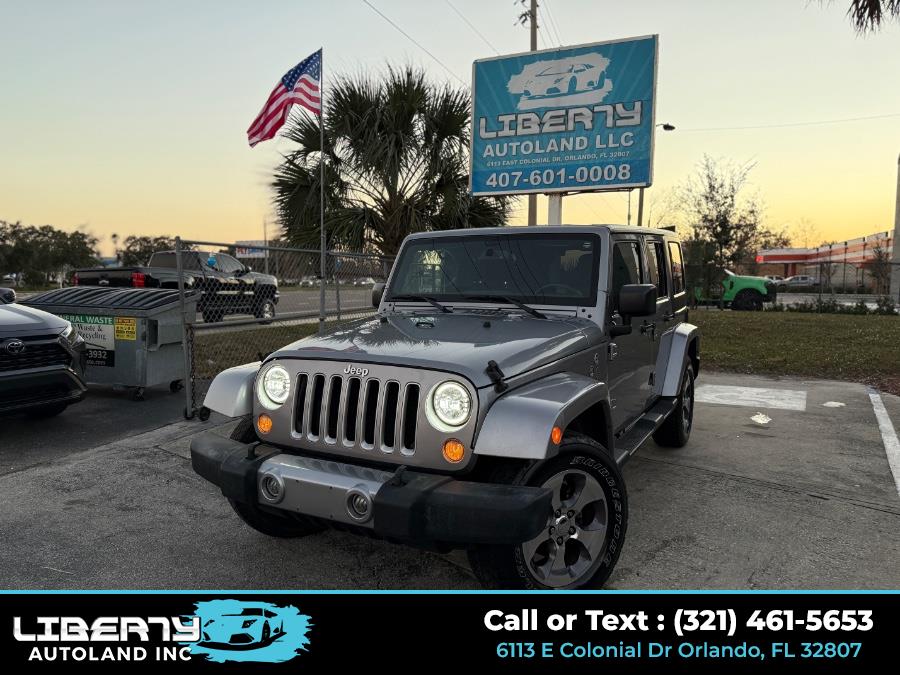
[259,473,284,503]
[442,438,465,463]
[256,414,273,434]
[346,487,372,523]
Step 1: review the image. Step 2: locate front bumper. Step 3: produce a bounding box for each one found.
[0,365,87,415]
[190,433,552,546]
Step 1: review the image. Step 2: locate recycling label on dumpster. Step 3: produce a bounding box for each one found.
[60,314,115,367]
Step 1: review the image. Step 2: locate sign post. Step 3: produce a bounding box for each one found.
[470,35,658,224]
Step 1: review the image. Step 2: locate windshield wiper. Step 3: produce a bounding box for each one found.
[389,294,452,313]
[464,295,546,319]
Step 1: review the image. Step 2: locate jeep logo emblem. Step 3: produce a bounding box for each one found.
[343,364,369,378]
[2,339,25,355]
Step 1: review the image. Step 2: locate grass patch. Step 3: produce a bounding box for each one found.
[692,310,900,394]
[192,323,320,379]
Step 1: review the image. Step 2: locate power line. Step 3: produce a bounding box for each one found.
[680,112,900,132]
[361,0,466,84]
[444,0,500,55]
[542,0,565,44]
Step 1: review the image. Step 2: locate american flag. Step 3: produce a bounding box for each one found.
[247,50,321,147]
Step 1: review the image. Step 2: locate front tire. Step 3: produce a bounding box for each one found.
[653,364,695,448]
[254,297,276,321]
[226,417,325,538]
[468,435,627,590]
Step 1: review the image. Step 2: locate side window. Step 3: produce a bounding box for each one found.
[611,241,643,312]
[668,241,685,294]
[217,254,243,273]
[645,240,668,297]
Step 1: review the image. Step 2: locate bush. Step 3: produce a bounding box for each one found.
[765,295,897,316]
[873,296,898,316]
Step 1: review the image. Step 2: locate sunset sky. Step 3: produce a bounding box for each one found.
[2,0,899,255]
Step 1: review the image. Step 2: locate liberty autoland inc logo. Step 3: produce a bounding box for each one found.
[12,600,312,664]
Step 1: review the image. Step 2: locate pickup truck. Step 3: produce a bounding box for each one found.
[74,250,279,323]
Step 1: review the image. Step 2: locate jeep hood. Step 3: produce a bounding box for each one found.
[271,312,601,388]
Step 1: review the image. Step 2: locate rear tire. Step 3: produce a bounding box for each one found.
[467,435,627,590]
[732,289,763,311]
[653,364,695,448]
[227,417,325,538]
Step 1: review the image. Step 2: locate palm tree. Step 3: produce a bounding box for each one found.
[272,66,510,256]
[846,0,900,31]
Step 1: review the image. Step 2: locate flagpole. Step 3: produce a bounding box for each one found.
[318,48,326,335]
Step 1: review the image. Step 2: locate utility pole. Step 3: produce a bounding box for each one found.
[891,153,900,302]
[519,0,538,226]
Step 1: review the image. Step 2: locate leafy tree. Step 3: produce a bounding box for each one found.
[0,220,98,286]
[844,0,900,31]
[272,66,510,255]
[118,235,176,266]
[869,241,892,293]
[676,156,787,292]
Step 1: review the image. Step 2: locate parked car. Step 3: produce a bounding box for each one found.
[299,276,317,288]
[198,605,283,648]
[0,299,87,417]
[191,226,700,590]
[777,275,819,290]
[354,276,377,287]
[74,250,279,324]
[764,275,783,282]
[692,269,777,310]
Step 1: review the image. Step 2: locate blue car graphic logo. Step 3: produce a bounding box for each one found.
[190,600,311,663]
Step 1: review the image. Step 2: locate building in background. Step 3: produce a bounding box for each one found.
[757,231,894,293]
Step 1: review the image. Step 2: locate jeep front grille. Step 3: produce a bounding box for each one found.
[294,371,421,455]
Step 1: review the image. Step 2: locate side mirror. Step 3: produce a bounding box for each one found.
[0,288,15,304]
[618,283,657,317]
[372,283,385,308]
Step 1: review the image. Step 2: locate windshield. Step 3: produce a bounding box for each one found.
[387,233,599,306]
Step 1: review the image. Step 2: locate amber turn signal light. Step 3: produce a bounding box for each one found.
[550,426,563,445]
[442,438,465,463]
[256,414,273,435]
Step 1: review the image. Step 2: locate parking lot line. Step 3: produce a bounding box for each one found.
[867,388,900,498]
[694,385,807,411]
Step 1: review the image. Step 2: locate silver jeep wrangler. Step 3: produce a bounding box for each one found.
[191,226,699,589]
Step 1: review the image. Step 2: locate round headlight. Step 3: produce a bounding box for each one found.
[258,364,291,408]
[431,381,471,428]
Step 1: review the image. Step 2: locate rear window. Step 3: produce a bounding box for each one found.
[148,252,201,270]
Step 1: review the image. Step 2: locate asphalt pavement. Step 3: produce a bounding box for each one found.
[0,371,897,590]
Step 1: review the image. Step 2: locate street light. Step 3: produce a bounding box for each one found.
[637,123,676,226]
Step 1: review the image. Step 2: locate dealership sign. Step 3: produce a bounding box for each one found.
[470,35,657,196]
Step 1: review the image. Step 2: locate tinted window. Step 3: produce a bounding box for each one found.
[668,241,685,294]
[388,234,599,306]
[148,252,202,270]
[217,254,243,273]
[646,240,668,296]
[611,241,643,312]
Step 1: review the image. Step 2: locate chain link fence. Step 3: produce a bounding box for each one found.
[174,238,392,418]
[686,260,900,311]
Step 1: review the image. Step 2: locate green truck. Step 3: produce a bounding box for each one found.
[692,269,777,310]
